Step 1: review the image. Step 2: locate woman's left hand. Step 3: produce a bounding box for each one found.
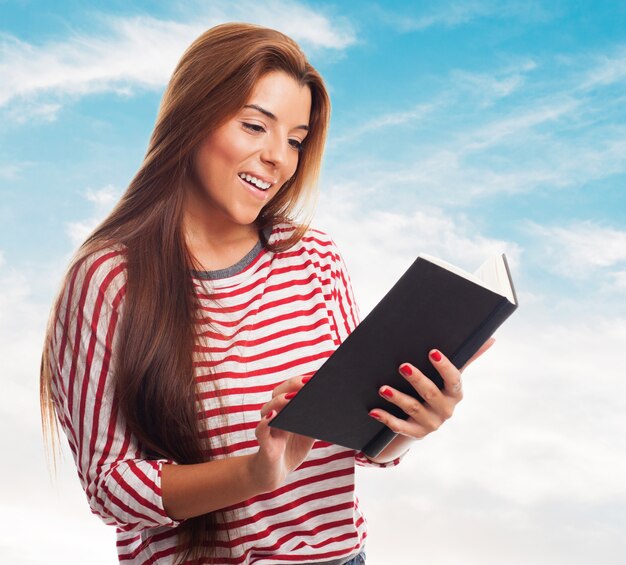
[369,338,495,440]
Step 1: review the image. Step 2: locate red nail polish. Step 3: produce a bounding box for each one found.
[400,364,412,377]
[285,392,296,400]
[265,410,274,419]
[302,376,312,384]
[369,411,381,420]
[430,350,442,363]
[380,387,393,398]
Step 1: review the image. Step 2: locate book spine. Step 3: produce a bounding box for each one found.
[361,427,398,458]
[451,297,517,369]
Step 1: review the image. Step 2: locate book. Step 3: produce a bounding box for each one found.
[269,252,519,458]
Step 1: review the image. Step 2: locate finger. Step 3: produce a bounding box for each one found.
[255,409,276,442]
[271,374,313,398]
[461,337,496,372]
[428,350,463,399]
[255,410,289,460]
[369,408,441,438]
[260,392,296,418]
[399,362,449,411]
[378,385,453,428]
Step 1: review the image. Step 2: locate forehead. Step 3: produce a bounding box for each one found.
[244,71,312,126]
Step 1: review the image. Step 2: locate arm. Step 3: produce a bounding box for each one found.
[51,251,318,527]
[49,251,180,531]
[161,455,258,520]
[162,372,315,521]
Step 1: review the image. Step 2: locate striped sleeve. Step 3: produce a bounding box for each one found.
[326,238,361,345]
[325,236,404,469]
[49,249,182,532]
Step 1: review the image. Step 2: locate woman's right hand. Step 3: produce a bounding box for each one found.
[249,375,316,493]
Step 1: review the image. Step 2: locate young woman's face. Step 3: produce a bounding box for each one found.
[187,71,312,234]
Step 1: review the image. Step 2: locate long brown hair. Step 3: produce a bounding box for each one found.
[40,22,330,563]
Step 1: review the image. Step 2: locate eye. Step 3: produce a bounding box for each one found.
[242,122,265,133]
[289,139,304,152]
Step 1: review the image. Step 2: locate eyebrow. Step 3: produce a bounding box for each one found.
[243,104,309,132]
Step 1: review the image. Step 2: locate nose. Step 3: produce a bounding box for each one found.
[260,132,288,169]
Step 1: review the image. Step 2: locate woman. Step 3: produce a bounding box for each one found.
[40,23,491,564]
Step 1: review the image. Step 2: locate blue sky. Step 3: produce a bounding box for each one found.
[1,1,625,563]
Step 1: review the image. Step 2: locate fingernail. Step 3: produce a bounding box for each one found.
[380,387,393,398]
[302,376,312,384]
[400,364,412,377]
[265,410,274,419]
[430,350,442,363]
[285,392,296,400]
[369,411,381,420]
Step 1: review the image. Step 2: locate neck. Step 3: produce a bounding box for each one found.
[182,209,259,273]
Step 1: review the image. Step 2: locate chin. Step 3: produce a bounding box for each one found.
[230,210,264,228]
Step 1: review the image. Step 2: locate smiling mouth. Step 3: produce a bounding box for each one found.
[238,172,272,191]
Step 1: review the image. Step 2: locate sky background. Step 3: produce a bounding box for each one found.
[1,0,625,563]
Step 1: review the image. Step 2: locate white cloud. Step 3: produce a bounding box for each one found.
[328,103,437,148]
[0,161,33,180]
[329,58,539,150]
[0,251,117,562]
[461,97,580,152]
[4,100,62,123]
[65,185,122,248]
[330,96,626,203]
[323,41,626,204]
[316,182,521,313]
[0,1,356,118]
[451,62,537,105]
[527,221,626,278]
[333,147,544,204]
[383,0,554,32]
[358,305,626,564]
[0,23,184,107]
[0,502,116,564]
[85,184,121,207]
[65,221,96,249]
[352,103,435,130]
[610,270,626,290]
[580,45,626,90]
[236,0,356,50]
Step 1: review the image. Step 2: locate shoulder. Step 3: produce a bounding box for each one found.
[51,245,128,350]
[266,223,351,295]
[268,221,341,256]
[62,245,128,312]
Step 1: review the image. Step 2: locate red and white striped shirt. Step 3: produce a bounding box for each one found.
[50,223,400,564]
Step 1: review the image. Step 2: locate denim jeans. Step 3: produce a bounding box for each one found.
[343,550,366,565]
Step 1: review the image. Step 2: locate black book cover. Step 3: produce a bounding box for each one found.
[270,254,518,458]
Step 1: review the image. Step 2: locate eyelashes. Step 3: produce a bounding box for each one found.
[242,122,303,152]
[290,139,304,152]
[242,122,264,133]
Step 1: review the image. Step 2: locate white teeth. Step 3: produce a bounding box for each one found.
[239,173,271,191]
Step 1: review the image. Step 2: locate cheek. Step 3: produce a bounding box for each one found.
[196,136,243,181]
[286,152,301,180]
[219,132,253,164]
